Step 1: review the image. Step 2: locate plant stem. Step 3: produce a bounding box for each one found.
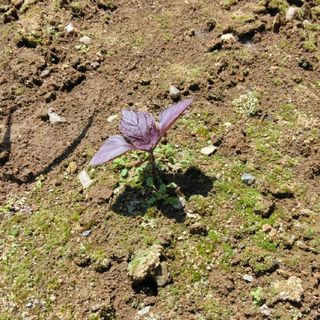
[149,150,157,181]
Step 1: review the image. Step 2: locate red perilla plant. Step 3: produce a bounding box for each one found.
[90,98,193,177]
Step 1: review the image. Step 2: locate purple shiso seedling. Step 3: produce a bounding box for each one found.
[90,98,193,179]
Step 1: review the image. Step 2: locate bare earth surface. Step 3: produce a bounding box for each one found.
[0,0,320,319]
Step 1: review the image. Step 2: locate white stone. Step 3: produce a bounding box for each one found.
[79,36,92,45]
[137,306,151,316]
[220,33,236,42]
[65,23,74,33]
[200,145,217,155]
[47,108,66,124]
[79,170,93,189]
[107,114,118,123]
[286,7,299,21]
[242,274,254,282]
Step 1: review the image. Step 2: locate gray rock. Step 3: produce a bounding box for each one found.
[242,274,254,282]
[79,36,92,45]
[241,173,255,185]
[260,304,271,317]
[272,276,304,303]
[137,306,151,316]
[40,69,50,78]
[128,244,162,282]
[169,85,180,101]
[220,33,236,42]
[200,145,217,155]
[82,229,92,237]
[79,170,93,189]
[90,61,100,69]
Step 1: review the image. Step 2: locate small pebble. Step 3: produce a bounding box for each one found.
[79,36,92,45]
[67,161,78,174]
[186,210,200,219]
[90,61,100,69]
[48,108,66,124]
[242,274,254,282]
[300,208,314,217]
[241,173,255,185]
[65,23,74,33]
[286,7,299,21]
[40,69,50,78]
[302,19,311,27]
[79,170,93,189]
[260,304,271,317]
[169,85,181,101]
[200,145,217,155]
[137,306,151,316]
[82,229,92,237]
[107,114,118,123]
[220,33,236,42]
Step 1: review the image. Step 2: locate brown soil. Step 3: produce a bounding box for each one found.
[1,0,320,319]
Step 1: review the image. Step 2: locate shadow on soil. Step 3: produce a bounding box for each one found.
[1,110,95,184]
[0,106,16,165]
[112,166,215,222]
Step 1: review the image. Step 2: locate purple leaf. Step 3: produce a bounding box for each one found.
[90,135,136,166]
[158,98,193,136]
[120,110,159,151]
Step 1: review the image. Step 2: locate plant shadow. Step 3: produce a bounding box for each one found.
[0,106,16,165]
[111,166,215,223]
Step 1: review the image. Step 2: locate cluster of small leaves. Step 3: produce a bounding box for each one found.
[146,180,180,207]
[250,287,264,306]
[111,147,184,208]
[154,143,193,170]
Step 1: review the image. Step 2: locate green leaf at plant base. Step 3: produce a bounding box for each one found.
[146,176,154,187]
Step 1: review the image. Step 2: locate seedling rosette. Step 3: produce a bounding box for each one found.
[90,98,193,180]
